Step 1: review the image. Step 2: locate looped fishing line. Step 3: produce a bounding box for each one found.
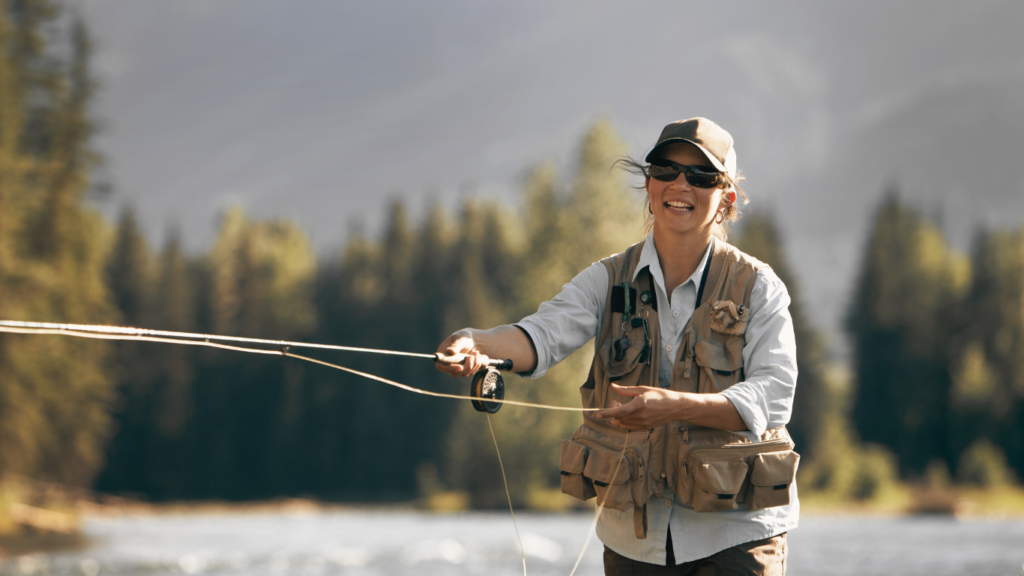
[0,321,599,412]
[0,320,627,574]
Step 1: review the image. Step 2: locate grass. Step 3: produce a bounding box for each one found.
[800,482,1024,518]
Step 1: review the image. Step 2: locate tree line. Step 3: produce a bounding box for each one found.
[2,0,1021,506]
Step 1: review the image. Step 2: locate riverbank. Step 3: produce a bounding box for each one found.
[4,510,1024,576]
[799,484,1024,518]
[5,482,1024,558]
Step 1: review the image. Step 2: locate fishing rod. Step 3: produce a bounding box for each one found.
[0,318,615,575]
[0,320,512,413]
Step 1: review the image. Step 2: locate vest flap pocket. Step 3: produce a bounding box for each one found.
[690,456,749,513]
[599,337,643,378]
[692,457,747,494]
[693,341,742,373]
[748,450,799,510]
[583,445,632,485]
[560,439,588,475]
[582,444,635,512]
[750,451,800,487]
[559,440,596,502]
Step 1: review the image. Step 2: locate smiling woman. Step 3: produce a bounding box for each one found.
[615,133,748,240]
[436,117,800,574]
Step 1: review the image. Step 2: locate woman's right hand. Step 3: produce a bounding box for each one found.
[435,328,490,377]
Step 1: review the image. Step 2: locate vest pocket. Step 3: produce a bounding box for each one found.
[748,450,800,509]
[693,340,744,393]
[559,439,596,501]
[583,444,635,512]
[599,334,645,381]
[559,436,648,513]
[690,456,749,512]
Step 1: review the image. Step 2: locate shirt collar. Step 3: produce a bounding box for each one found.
[633,231,714,296]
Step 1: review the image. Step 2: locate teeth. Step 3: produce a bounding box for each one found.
[666,201,693,210]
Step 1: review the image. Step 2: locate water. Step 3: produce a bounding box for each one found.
[2,511,1023,576]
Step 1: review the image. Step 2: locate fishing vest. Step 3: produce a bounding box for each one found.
[558,238,800,539]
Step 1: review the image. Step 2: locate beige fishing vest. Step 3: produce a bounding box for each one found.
[558,238,800,539]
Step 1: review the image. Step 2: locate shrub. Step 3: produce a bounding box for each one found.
[957,438,1015,487]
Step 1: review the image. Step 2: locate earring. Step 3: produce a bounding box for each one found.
[715,210,724,224]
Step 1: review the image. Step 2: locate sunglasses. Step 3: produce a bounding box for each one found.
[648,160,724,189]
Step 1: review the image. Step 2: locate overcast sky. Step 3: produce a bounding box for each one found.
[78,0,1024,351]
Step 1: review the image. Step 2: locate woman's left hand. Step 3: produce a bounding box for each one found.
[594,383,685,430]
[594,383,749,432]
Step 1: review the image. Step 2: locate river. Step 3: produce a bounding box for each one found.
[2,511,1022,575]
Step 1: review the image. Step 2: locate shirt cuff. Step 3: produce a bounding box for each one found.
[512,322,548,378]
[719,385,769,438]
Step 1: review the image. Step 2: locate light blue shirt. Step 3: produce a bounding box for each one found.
[515,232,799,564]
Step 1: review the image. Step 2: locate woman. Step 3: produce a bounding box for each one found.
[437,117,798,575]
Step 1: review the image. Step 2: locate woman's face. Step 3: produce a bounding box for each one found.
[645,142,733,241]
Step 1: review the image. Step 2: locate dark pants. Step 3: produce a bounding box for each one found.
[603,533,787,576]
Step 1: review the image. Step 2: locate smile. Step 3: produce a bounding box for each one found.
[665,200,694,211]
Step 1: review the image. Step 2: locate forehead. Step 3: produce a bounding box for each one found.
[656,142,712,166]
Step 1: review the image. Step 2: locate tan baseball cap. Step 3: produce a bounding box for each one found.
[645,117,737,178]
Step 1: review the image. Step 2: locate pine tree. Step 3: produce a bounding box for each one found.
[734,210,831,456]
[94,207,156,495]
[954,227,1024,478]
[0,3,115,487]
[847,192,969,475]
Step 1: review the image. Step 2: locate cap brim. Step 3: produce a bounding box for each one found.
[645,138,728,174]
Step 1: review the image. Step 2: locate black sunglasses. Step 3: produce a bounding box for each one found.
[648,160,724,189]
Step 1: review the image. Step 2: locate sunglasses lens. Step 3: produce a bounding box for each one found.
[649,164,680,182]
[685,170,722,188]
[649,162,722,187]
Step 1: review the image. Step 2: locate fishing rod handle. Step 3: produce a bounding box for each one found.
[434,352,513,372]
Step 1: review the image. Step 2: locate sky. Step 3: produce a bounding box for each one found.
[78,0,1024,353]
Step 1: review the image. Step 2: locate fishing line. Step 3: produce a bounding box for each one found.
[0,319,623,574]
[568,431,628,576]
[487,413,527,576]
[0,321,599,412]
[0,320,439,359]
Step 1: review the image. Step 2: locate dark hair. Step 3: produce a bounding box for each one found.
[613,156,748,240]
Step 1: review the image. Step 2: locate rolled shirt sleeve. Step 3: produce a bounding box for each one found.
[514,261,608,378]
[719,268,798,438]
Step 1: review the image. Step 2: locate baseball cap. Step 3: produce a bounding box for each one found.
[644,117,737,178]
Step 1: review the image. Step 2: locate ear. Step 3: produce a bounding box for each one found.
[724,189,736,205]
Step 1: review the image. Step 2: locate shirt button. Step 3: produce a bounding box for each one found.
[673,309,680,317]
[665,499,672,506]
[660,473,667,479]
[666,344,673,352]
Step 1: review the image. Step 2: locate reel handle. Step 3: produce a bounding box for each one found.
[434,352,513,372]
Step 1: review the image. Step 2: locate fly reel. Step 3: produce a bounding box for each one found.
[470,367,505,413]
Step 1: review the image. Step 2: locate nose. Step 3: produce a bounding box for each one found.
[667,175,692,192]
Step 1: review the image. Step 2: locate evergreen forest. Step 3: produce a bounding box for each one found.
[2,1,1023,511]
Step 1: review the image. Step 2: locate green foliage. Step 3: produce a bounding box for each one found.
[734,210,832,456]
[957,438,1015,487]
[847,192,969,475]
[0,1,114,488]
[798,419,900,502]
[4,2,1022,506]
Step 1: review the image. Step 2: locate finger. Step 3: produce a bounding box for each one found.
[609,383,645,398]
[610,418,648,431]
[435,361,465,377]
[444,336,475,356]
[594,399,640,420]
